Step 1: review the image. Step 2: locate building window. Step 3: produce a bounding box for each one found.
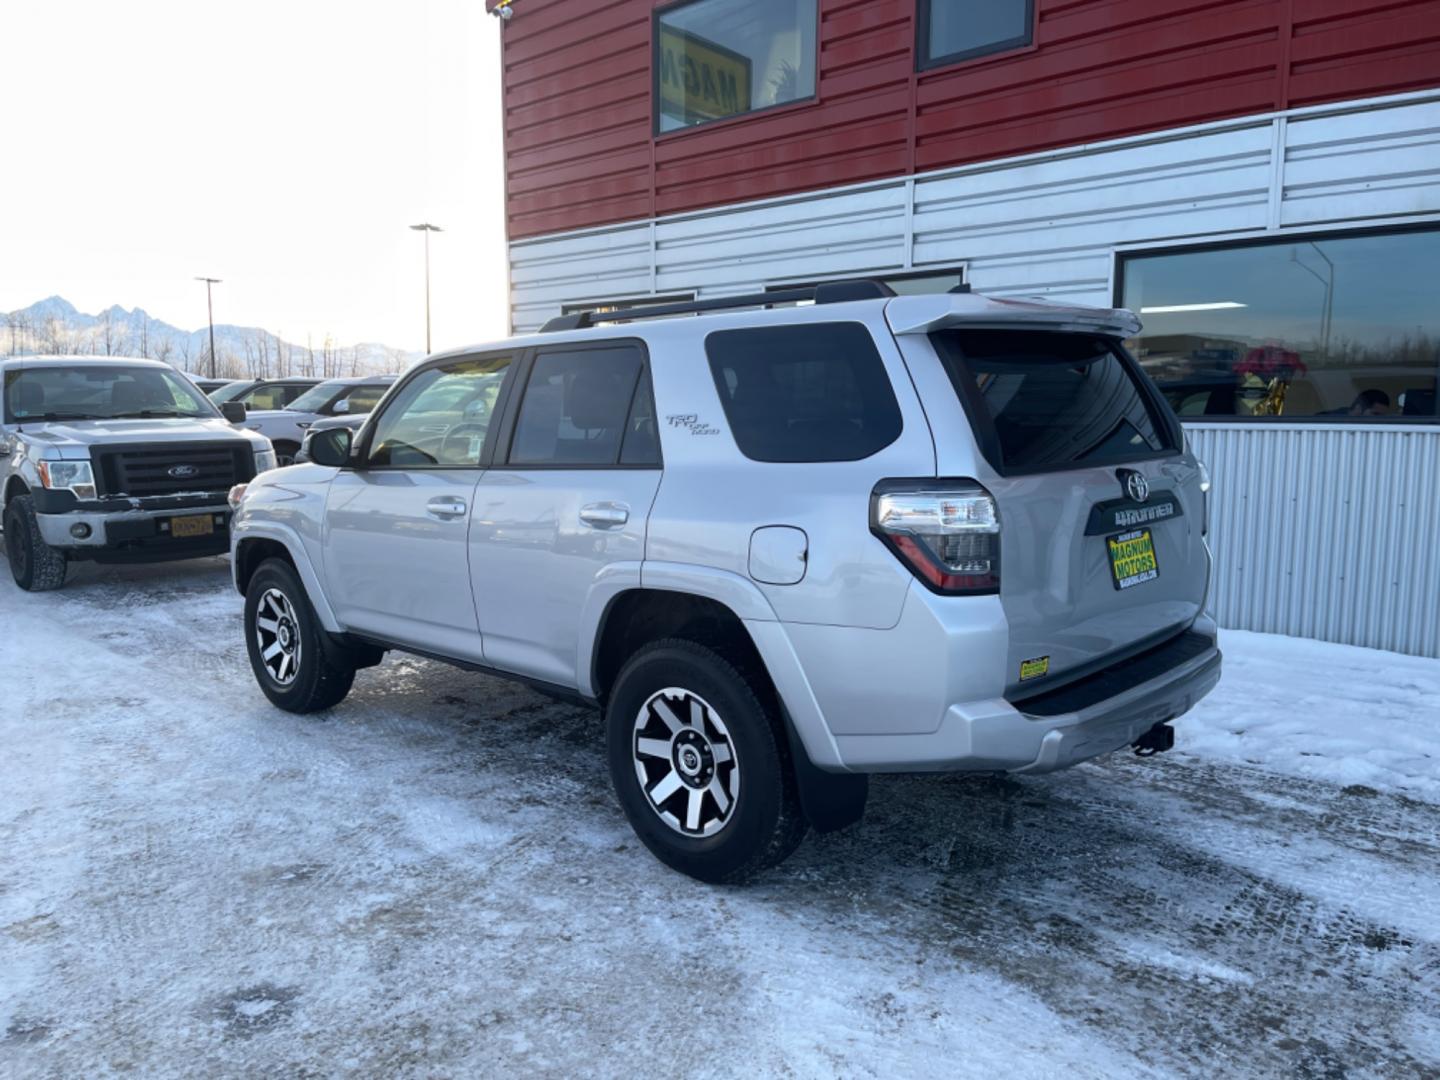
[918,0,1035,70]
[1120,227,1440,422]
[655,0,817,134]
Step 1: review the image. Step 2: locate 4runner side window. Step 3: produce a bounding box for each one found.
[706,323,902,462]
[367,356,512,467]
[509,344,648,467]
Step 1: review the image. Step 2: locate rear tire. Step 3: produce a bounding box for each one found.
[244,557,355,712]
[606,639,807,883]
[4,495,68,592]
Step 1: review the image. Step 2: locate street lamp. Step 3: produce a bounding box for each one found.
[409,223,442,354]
[195,276,222,379]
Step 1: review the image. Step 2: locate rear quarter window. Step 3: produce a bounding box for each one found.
[706,323,902,463]
[931,329,1178,473]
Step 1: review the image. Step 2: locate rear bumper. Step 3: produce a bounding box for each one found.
[830,617,1221,773]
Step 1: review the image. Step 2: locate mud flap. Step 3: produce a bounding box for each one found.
[783,711,868,833]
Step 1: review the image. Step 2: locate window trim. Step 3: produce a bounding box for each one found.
[704,320,906,464]
[916,0,1037,73]
[1114,222,1440,428]
[652,0,821,139]
[353,350,522,471]
[496,338,665,472]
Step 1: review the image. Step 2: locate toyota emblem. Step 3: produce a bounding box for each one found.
[168,464,200,479]
[1120,469,1149,503]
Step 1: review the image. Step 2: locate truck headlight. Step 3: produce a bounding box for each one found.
[37,460,97,500]
[253,446,278,474]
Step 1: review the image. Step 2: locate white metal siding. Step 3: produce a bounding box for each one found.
[1189,425,1440,658]
[506,89,1440,657]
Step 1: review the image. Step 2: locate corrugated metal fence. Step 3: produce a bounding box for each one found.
[1189,424,1440,657]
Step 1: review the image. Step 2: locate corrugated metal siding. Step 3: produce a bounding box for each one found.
[497,0,1440,240]
[1189,425,1440,658]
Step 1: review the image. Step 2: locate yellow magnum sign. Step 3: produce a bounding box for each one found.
[1108,529,1159,588]
[657,25,752,125]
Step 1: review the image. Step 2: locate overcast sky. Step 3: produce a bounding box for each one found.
[0,1,507,353]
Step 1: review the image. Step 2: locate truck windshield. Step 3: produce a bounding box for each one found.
[930,329,1177,473]
[285,380,346,413]
[4,366,218,423]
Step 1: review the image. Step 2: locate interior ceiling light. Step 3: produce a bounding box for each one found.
[1139,301,1248,314]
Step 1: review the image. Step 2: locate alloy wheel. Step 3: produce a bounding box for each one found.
[632,687,739,838]
[254,587,302,685]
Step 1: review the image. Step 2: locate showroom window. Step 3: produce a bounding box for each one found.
[655,0,817,134]
[918,0,1035,70]
[1120,227,1440,421]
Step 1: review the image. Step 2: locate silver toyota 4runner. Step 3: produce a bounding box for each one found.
[229,283,1221,882]
[2,356,275,590]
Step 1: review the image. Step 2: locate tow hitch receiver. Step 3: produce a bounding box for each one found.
[1133,721,1176,757]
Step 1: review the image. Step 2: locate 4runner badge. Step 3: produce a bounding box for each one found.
[666,413,721,436]
[1019,656,1050,681]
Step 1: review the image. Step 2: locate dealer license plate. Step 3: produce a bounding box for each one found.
[169,514,215,539]
[1107,528,1159,590]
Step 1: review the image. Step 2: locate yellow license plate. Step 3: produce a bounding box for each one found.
[1107,528,1159,590]
[169,514,215,539]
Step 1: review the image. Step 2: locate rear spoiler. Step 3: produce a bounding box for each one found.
[885,293,1142,339]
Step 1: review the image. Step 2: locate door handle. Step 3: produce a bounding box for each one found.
[427,496,468,519]
[579,502,629,529]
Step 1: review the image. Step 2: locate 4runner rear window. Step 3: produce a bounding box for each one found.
[706,323,902,463]
[931,329,1176,472]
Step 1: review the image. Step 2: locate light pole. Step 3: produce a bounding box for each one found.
[1289,245,1334,357]
[195,276,222,378]
[409,223,442,354]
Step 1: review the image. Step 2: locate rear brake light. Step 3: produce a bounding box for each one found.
[871,480,1000,594]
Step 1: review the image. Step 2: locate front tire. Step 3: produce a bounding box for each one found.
[4,495,68,592]
[606,639,806,883]
[244,557,355,712]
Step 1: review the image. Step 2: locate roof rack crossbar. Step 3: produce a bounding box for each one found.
[538,278,896,333]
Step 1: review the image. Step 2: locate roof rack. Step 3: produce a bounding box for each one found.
[539,278,896,333]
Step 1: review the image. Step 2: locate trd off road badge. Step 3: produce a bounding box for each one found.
[666,413,721,436]
[1019,656,1050,681]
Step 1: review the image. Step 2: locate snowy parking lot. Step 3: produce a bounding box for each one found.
[3,558,1438,1078]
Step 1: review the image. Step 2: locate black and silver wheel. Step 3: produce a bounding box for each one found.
[4,494,68,592]
[243,557,356,713]
[607,639,806,883]
[254,587,302,685]
[632,687,739,838]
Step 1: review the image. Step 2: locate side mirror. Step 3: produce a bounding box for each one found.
[309,427,354,468]
[220,401,247,424]
[331,398,352,415]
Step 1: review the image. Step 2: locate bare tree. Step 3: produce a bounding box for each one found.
[152,336,174,365]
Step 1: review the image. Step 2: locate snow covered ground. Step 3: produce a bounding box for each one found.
[2,558,1437,1078]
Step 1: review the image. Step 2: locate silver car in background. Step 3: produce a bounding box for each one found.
[229,283,1220,882]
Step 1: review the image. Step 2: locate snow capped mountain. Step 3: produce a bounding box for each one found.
[2,297,421,378]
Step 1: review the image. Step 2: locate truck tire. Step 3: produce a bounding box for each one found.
[606,639,807,883]
[244,557,356,712]
[4,495,68,592]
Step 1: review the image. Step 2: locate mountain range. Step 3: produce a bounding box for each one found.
[2,296,420,379]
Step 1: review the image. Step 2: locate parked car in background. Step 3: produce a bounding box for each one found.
[182,372,233,395]
[229,283,1219,883]
[209,377,322,412]
[239,374,397,465]
[2,356,274,591]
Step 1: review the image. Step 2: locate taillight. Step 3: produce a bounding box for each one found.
[870,479,1000,594]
